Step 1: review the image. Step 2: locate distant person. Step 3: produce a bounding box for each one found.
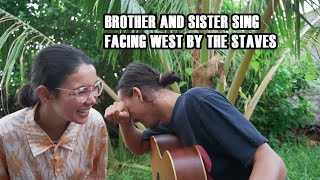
[105,62,287,180]
[0,44,108,179]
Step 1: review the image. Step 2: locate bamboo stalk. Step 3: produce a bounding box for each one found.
[199,37,208,64]
[227,0,280,104]
[210,0,226,93]
[212,0,223,14]
[102,80,119,101]
[295,0,300,61]
[244,49,289,119]
[222,49,235,82]
[216,48,235,93]
[200,0,210,64]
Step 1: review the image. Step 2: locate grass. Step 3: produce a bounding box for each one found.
[107,154,151,180]
[107,141,320,180]
[275,142,320,180]
[107,138,152,180]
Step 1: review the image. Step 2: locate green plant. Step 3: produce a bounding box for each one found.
[251,64,315,142]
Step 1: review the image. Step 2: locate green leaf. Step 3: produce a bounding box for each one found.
[251,61,259,73]
[108,0,116,13]
[305,73,317,80]
[0,22,23,50]
[185,68,193,76]
[306,51,313,63]
[255,50,261,57]
[254,83,258,93]
[178,81,187,87]
[239,91,248,100]
[2,33,26,89]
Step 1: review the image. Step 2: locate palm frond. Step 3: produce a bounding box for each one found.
[0,8,54,114]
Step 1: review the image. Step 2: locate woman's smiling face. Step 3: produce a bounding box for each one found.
[50,64,99,124]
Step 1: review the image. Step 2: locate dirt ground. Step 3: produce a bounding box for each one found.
[297,89,320,146]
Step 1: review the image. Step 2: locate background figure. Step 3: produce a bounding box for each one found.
[105,61,287,180]
[0,44,108,179]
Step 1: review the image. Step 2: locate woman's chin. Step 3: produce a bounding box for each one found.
[73,115,89,124]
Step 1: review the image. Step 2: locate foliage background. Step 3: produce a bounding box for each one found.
[1,0,320,179]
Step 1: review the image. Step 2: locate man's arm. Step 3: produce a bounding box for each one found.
[105,102,150,155]
[250,143,287,180]
[119,121,150,155]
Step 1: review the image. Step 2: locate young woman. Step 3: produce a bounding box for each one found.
[105,62,287,180]
[0,44,108,179]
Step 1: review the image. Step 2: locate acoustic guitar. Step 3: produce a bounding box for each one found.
[150,134,208,180]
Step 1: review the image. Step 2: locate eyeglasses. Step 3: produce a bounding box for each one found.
[55,80,103,102]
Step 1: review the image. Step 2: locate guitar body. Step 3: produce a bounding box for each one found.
[150,134,208,180]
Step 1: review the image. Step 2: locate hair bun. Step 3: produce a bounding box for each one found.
[17,83,37,107]
[159,71,182,87]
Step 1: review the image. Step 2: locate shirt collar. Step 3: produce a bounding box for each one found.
[25,104,81,157]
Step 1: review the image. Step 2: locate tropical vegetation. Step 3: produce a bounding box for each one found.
[1,0,320,179]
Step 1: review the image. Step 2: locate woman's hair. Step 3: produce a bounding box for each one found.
[18,44,93,107]
[116,62,182,98]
